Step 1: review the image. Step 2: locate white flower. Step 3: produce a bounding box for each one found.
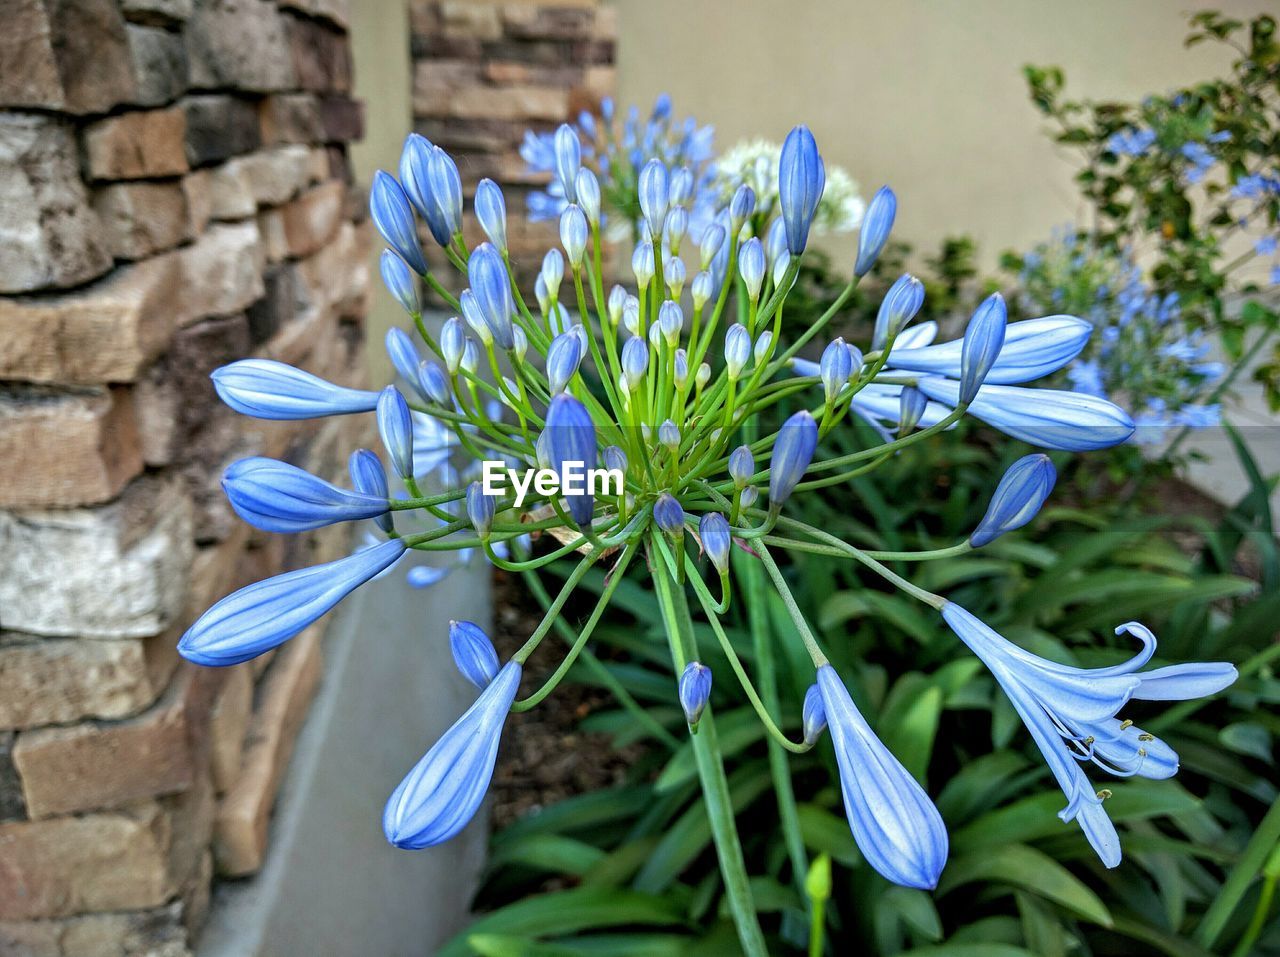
[711,139,864,234]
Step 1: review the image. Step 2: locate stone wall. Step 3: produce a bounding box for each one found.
[0,1,371,953]
[408,0,617,276]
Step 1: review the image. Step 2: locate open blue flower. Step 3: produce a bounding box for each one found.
[941,604,1237,866]
[384,661,521,848]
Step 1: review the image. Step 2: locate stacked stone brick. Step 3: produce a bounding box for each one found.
[0,1,370,953]
[409,0,617,276]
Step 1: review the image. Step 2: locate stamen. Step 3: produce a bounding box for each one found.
[1096,789,1112,800]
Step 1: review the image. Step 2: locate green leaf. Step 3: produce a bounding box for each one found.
[881,682,943,783]
[654,708,763,793]
[796,803,861,867]
[488,834,607,876]
[939,843,1112,926]
[884,886,944,941]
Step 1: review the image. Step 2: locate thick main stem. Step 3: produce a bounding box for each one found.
[649,536,768,957]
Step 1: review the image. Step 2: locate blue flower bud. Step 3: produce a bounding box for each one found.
[511,326,528,361]
[211,359,379,420]
[416,360,449,405]
[753,330,772,365]
[377,386,414,479]
[730,184,755,231]
[779,125,825,254]
[959,293,1008,405]
[474,179,508,253]
[607,285,627,326]
[802,684,826,745]
[448,620,500,690]
[970,453,1056,547]
[466,481,495,539]
[553,124,581,202]
[575,168,601,225]
[654,492,685,536]
[899,386,928,434]
[425,145,463,245]
[772,250,792,288]
[739,237,765,301]
[560,204,589,268]
[765,218,788,270]
[541,249,564,300]
[621,336,649,390]
[664,207,688,254]
[467,243,515,350]
[699,512,731,573]
[873,274,925,350]
[678,661,712,728]
[370,171,429,276]
[820,338,853,403]
[223,455,389,534]
[724,323,751,379]
[700,224,726,270]
[728,446,755,488]
[545,394,597,527]
[385,327,424,393]
[603,445,627,475]
[349,449,392,534]
[769,410,817,505]
[546,331,583,396]
[696,362,711,390]
[622,296,642,337]
[440,317,466,374]
[691,271,713,310]
[632,240,655,289]
[659,420,680,450]
[380,250,419,316]
[461,339,480,374]
[670,166,695,207]
[638,159,669,240]
[659,301,683,346]
[740,485,759,509]
[673,348,689,390]
[181,538,407,666]
[459,289,492,346]
[856,185,897,277]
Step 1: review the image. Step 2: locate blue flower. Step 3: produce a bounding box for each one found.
[802,684,826,745]
[546,331,584,396]
[816,665,949,889]
[778,125,825,254]
[1105,127,1155,157]
[212,360,379,420]
[970,453,1056,547]
[699,512,731,573]
[1255,235,1277,256]
[738,238,765,301]
[377,386,415,480]
[728,446,755,488]
[941,604,1236,866]
[724,324,751,379]
[370,170,429,276]
[181,539,407,666]
[553,124,581,202]
[898,386,928,433]
[887,316,1090,384]
[385,327,423,390]
[474,179,508,253]
[223,456,389,534]
[729,183,755,231]
[638,159,670,240]
[654,492,686,535]
[856,186,897,277]
[820,338,853,403]
[424,145,463,245]
[560,204,589,268]
[545,394,597,527]
[958,294,1008,404]
[872,274,925,350]
[769,410,818,505]
[350,450,393,533]
[678,661,712,728]
[384,661,521,848]
[449,620,500,690]
[466,481,495,539]
[380,250,419,317]
[467,243,516,350]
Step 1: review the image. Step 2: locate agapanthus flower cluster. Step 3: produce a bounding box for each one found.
[1016,228,1225,443]
[521,93,716,240]
[709,137,865,237]
[180,118,1234,942]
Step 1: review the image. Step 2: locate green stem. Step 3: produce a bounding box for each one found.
[1198,793,1280,950]
[649,535,769,957]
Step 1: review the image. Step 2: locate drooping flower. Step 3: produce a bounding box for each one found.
[466,481,495,539]
[941,604,1237,866]
[699,512,731,573]
[180,539,407,666]
[769,410,818,505]
[970,454,1056,547]
[449,620,500,690]
[222,457,389,534]
[678,661,712,728]
[211,360,380,420]
[384,661,521,848]
[816,665,949,889]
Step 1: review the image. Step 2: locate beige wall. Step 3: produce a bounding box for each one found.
[614,0,1274,270]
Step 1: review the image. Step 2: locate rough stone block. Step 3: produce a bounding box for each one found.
[0,0,137,114]
[82,107,188,181]
[187,0,295,93]
[0,803,177,920]
[0,732,26,823]
[318,96,364,143]
[0,385,142,508]
[214,627,322,877]
[442,1,502,39]
[229,145,318,208]
[126,23,188,107]
[0,114,111,294]
[258,93,323,146]
[206,160,256,221]
[0,477,194,640]
[123,0,193,26]
[501,4,595,40]
[0,903,189,956]
[181,169,212,238]
[182,94,261,167]
[0,251,183,385]
[286,14,352,94]
[276,180,345,259]
[246,263,298,345]
[417,81,568,122]
[277,0,349,28]
[209,665,253,794]
[12,669,201,819]
[176,221,265,326]
[91,180,191,261]
[0,632,178,731]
